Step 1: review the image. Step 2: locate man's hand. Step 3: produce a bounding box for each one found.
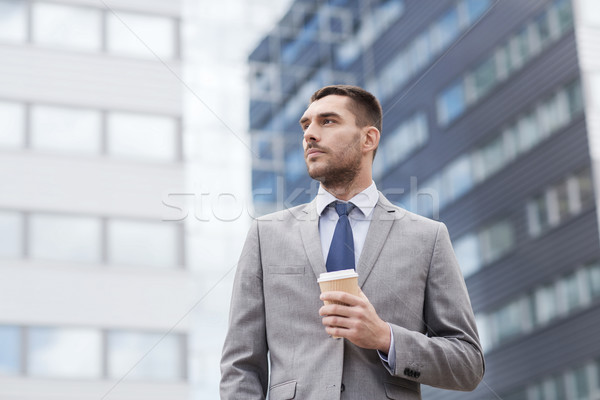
[319,289,391,352]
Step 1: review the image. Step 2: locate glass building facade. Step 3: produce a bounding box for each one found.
[248,0,600,398]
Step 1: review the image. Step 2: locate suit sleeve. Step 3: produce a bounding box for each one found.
[389,222,485,391]
[220,220,269,399]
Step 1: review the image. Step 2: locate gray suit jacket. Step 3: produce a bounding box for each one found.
[220,194,484,399]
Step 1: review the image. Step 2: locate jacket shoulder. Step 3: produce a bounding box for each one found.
[254,202,313,224]
[377,194,443,231]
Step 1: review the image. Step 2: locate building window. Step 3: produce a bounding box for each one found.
[534,284,558,325]
[571,365,590,400]
[2,101,182,163]
[465,0,491,23]
[30,105,102,154]
[588,262,600,298]
[561,270,585,314]
[541,375,567,400]
[480,260,600,352]
[415,79,583,217]
[334,0,404,68]
[577,168,595,211]
[252,170,279,205]
[107,331,185,381]
[442,155,473,200]
[436,0,574,125]
[29,213,102,264]
[28,327,102,378]
[472,135,505,183]
[0,0,26,42]
[516,112,540,153]
[376,112,428,179]
[555,0,573,34]
[509,27,530,71]
[0,210,22,259]
[435,6,460,50]
[452,218,514,277]
[107,112,179,162]
[285,149,305,183]
[527,194,548,237]
[470,56,497,100]
[453,233,481,277]
[2,1,180,59]
[566,79,584,116]
[532,13,552,53]
[106,11,177,59]
[493,298,528,345]
[480,220,515,265]
[375,0,492,102]
[1,324,188,381]
[3,211,186,268]
[527,167,594,238]
[0,100,25,149]
[474,314,489,352]
[410,33,431,72]
[437,81,465,125]
[0,325,20,375]
[415,175,443,217]
[252,134,276,161]
[107,220,180,269]
[32,2,102,51]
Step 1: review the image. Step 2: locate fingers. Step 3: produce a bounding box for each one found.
[319,302,356,318]
[321,314,352,329]
[320,291,363,306]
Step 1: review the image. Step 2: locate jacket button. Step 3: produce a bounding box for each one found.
[340,383,345,392]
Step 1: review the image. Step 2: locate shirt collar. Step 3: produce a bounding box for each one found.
[316,181,379,218]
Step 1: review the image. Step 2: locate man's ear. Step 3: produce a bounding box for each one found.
[363,126,380,156]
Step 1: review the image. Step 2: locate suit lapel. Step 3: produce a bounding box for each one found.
[299,200,326,279]
[356,193,401,288]
[298,193,404,283]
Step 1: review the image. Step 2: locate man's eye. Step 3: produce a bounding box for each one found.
[323,119,334,125]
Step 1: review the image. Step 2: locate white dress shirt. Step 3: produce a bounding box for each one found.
[316,181,396,373]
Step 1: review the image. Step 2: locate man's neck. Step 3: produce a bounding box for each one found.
[321,177,372,201]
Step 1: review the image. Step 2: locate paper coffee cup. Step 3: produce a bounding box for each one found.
[318,269,359,339]
[317,269,359,306]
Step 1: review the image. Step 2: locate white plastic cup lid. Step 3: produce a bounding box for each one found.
[317,269,358,282]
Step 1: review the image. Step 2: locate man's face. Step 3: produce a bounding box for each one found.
[299,95,364,187]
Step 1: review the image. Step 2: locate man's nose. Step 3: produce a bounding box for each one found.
[303,124,319,142]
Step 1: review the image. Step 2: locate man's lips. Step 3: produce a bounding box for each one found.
[306,148,325,159]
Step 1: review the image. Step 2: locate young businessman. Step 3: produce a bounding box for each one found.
[220,85,484,399]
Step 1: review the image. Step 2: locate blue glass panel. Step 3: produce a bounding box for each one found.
[252,170,279,203]
[437,7,460,49]
[0,326,20,375]
[285,149,306,183]
[466,0,491,23]
[439,82,465,124]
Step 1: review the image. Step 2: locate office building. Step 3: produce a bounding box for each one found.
[248,0,600,398]
[0,0,292,398]
[0,1,190,399]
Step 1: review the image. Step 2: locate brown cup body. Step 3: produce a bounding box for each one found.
[318,276,360,305]
[318,276,359,339]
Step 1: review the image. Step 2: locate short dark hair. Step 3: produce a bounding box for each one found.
[310,85,382,158]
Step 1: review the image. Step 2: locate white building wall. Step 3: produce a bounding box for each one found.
[181,1,293,398]
[0,45,182,115]
[0,0,190,398]
[574,0,600,240]
[0,0,293,398]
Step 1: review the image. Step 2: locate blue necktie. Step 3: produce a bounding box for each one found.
[326,202,355,272]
